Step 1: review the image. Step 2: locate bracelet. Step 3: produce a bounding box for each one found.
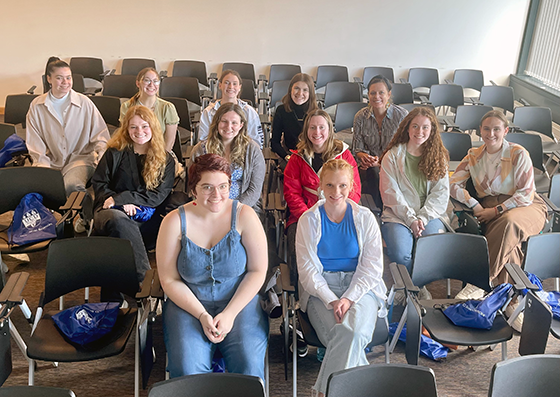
[495,207,499,216]
[198,311,207,321]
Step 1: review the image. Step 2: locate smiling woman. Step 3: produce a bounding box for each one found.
[449,110,547,286]
[120,67,179,152]
[156,153,268,381]
[92,105,175,284]
[296,158,387,397]
[188,102,265,210]
[379,106,450,274]
[199,70,263,147]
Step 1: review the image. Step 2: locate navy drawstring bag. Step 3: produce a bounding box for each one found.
[523,272,560,320]
[52,302,121,346]
[7,193,57,246]
[388,322,448,361]
[441,283,512,330]
[0,134,27,167]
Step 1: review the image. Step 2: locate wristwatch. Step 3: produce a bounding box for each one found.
[496,205,505,215]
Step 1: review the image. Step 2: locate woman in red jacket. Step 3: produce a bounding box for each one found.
[284,109,361,285]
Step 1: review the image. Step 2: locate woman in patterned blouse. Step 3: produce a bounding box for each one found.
[449,110,547,285]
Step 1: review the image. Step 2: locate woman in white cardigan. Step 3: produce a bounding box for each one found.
[296,158,387,397]
[379,106,450,273]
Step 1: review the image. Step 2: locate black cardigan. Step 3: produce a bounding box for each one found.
[92,147,175,211]
[270,103,308,159]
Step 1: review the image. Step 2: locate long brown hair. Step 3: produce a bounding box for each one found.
[382,107,449,181]
[282,73,318,113]
[206,102,251,167]
[296,109,342,161]
[108,105,167,190]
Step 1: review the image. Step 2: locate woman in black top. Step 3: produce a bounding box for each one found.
[92,105,174,282]
[271,73,318,163]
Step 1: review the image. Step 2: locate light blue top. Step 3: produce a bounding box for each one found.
[317,203,359,272]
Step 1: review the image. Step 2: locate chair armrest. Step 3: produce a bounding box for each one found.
[137,269,157,299]
[419,95,430,104]
[504,263,539,291]
[353,77,363,84]
[27,85,37,95]
[201,90,213,100]
[450,197,472,212]
[258,91,270,103]
[389,263,405,291]
[258,74,267,84]
[279,263,295,293]
[159,70,168,79]
[260,113,271,126]
[399,78,407,83]
[397,264,420,293]
[439,116,455,129]
[0,272,29,305]
[444,79,453,84]
[518,98,530,106]
[209,72,218,80]
[490,80,497,86]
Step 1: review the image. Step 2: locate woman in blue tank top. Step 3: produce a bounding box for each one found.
[296,159,388,397]
[156,153,268,380]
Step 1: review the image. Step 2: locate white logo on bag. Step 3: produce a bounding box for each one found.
[22,209,41,229]
[76,309,93,324]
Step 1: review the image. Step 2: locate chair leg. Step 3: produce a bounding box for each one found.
[384,340,390,364]
[9,321,30,363]
[265,348,269,397]
[28,359,35,385]
[59,296,64,311]
[389,309,407,353]
[84,287,90,303]
[501,341,507,361]
[447,279,451,298]
[291,294,297,397]
[134,311,140,397]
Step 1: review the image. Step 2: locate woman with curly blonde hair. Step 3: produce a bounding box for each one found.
[379,106,450,273]
[92,105,175,282]
[189,102,265,210]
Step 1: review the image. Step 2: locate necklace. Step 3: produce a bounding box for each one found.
[487,151,501,169]
[324,204,345,223]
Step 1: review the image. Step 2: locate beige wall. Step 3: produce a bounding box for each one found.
[0,0,529,107]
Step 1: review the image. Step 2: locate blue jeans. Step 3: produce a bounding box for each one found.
[381,219,446,272]
[163,294,269,381]
[306,271,380,394]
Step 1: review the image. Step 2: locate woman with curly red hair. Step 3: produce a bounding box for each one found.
[379,106,450,272]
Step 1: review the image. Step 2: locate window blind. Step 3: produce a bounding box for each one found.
[525,0,560,91]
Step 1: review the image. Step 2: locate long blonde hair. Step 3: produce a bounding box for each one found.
[108,105,167,190]
[297,109,342,161]
[206,102,251,167]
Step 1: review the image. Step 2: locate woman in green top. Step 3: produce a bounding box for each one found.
[379,107,450,272]
[120,67,180,152]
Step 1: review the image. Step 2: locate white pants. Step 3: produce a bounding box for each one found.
[306,271,380,394]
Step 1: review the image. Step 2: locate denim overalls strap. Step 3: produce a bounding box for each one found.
[178,201,238,240]
[178,205,188,244]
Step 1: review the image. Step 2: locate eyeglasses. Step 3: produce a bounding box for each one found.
[198,183,230,195]
[142,78,161,86]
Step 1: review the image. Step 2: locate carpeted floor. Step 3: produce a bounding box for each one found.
[2,243,559,397]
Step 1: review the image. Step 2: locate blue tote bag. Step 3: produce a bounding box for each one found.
[7,193,57,246]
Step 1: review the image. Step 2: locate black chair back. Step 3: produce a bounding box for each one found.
[0,167,66,214]
[408,68,439,89]
[363,66,395,85]
[172,60,208,86]
[316,65,348,89]
[43,237,139,305]
[405,295,422,366]
[479,85,515,114]
[148,373,265,397]
[523,233,560,280]
[70,57,104,82]
[323,82,362,109]
[411,234,491,292]
[90,95,121,128]
[334,102,367,132]
[453,69,484,92]
[162,97,192,132]
[428,84,464,109]
[519,291,552,355]
[222,62,256,85]
[102,74,137,98]
[268,64,301,87]
[454,105,493,132]
[4,94,38,128]
[325,363,437,397]
[513,106,554,141]
[505,133,545,172]
[391,83,413,105]
[440,132,472,161]
[121,58,156,76]
[159,76,201,106]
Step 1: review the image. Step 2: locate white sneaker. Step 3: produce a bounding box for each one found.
[74,217,88,234]
[455,283,486,300]
[505,301,524,332]
[6,253,30,262]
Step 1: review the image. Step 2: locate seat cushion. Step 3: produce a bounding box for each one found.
[419,299,513,346]
[27,308,137,362]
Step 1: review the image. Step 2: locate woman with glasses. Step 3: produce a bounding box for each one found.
[199,70,263,148]
[189,103,265,210]
[157,153,268,380]
[120,67,179,152]
[92,105,175,283]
